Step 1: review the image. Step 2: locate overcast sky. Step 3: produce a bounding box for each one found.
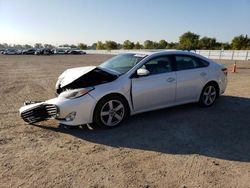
[0,0,250,45]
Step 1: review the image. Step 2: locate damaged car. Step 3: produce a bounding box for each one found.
[19,50,228,128]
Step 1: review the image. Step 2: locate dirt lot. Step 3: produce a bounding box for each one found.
[0,54,250,188]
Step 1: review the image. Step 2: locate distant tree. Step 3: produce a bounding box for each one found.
[104,41,118,50]
[215,42,231,50]
[13,44,23,49]
[69,44,77,49]
[3,43,10,48]
[144,40,155,49]
[96,41,105,50]
[158,39,168,49]
[117,43,123,49]
[123,40,135,49]
[90,43,97,49]
[0,43,7,49]
[153,42,160,49]
[0,43,9,48]
[198,37,216,50]
[145,40,164,49]
[78,43,87,50]
[23,44,33,49]
[44,44,54,49]
[59,44,70,48]
[178,31,200,50]
[166,42,178,49]
[221,42,231,50]
[231,34,250,50]
[34,43,43,49]
[134,41,143,49]
[1,43,10,48]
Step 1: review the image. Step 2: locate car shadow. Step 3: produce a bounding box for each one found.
[34,95,250,162]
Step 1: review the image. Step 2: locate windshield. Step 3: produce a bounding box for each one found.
[99,53,146,74]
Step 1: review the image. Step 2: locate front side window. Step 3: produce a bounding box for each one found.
[143,56,173,75]
[99,54,146,74]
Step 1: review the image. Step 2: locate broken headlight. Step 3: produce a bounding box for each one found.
[59,87,94,99]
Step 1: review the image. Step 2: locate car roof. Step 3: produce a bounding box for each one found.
[124,50,198,57]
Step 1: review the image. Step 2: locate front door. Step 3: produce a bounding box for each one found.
[131,56,176,112]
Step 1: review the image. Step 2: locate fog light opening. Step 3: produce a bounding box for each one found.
[65,112,76,121]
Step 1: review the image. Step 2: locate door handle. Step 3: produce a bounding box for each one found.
[166,77,175,82]
[200,72,207,77]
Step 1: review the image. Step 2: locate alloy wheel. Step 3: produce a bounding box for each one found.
[100,100,125,126]
[203,85,217,106]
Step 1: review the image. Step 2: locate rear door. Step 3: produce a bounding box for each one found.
[131,55,176,112]
[175,55,210,103]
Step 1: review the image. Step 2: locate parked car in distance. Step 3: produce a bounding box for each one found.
[0,49,5,54]
[53,48,68,55]
[16,49,23,55]
[22,48,36,55]
[2,49,18,55]
[35,48,53,55]
[20,50,228,128]
[68,49,86,55]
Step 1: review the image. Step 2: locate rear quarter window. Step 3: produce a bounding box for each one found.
[175,55,209,71]
[195,57,210,68]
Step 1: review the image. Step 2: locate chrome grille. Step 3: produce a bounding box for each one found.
[21,104,58,124]
[44,104,58,117]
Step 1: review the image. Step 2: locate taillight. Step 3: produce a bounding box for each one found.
[222,68,228,76]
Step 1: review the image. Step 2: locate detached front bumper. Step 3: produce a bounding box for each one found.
[19,94,97,126]
[20,102,59,123]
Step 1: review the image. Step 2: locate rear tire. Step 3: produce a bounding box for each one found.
[199,84,218,107]
[93,95,129,128]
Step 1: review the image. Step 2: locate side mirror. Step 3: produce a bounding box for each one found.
[137,68,150,77]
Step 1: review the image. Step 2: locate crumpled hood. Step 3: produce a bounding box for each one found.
[57,66,96,88]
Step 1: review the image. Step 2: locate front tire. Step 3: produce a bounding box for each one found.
[199,84,218,107]
[93,95,128,128]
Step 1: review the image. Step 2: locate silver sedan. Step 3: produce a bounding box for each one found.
[20,50,228,128]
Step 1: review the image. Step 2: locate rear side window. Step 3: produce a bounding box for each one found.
[175,55,209,71]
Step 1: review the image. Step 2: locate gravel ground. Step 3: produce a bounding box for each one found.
[0,55,250,188]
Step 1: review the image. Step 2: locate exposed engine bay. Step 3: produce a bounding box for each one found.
[55,67,118,95]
